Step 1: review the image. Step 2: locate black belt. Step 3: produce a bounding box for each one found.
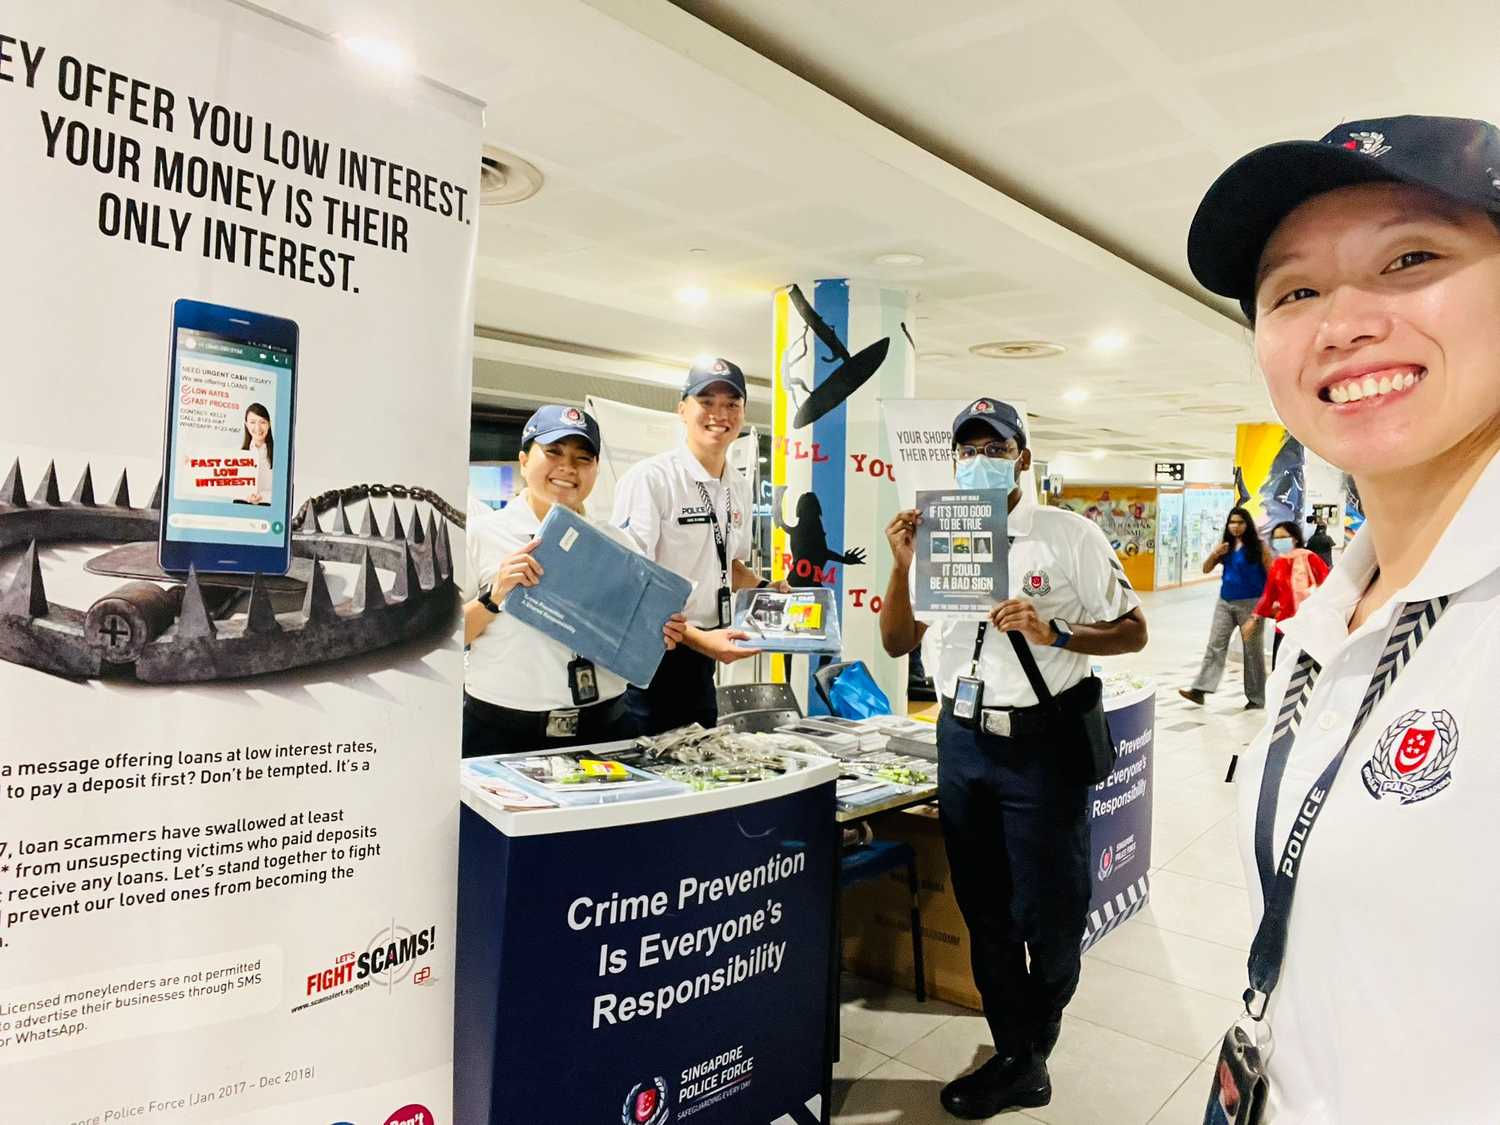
[463,691,627,737]
[940,695,1050,739]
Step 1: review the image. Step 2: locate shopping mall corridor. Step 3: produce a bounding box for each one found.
[834,580,1269,1124]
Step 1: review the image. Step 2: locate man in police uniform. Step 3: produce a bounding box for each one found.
[613,358,780,733]
[879,398,1147,1118]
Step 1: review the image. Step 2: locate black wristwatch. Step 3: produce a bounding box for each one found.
[756,578,770,589]
[477,589,501,614]
[1049,619,1073,648]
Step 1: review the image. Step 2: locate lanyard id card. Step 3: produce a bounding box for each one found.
[695,481,733,627]
[952,622,987,727]
[567,656,600,706]
[1200,596,1451,1125]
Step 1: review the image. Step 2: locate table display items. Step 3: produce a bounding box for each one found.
[731,586,842,654]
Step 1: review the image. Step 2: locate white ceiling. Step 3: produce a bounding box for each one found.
[261,0,1498,460]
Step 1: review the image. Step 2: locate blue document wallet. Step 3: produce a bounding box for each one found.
[502,505,693,687]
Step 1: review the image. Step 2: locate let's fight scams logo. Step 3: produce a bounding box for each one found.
[294,920,437,1012]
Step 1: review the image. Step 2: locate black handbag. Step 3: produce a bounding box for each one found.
[1003,628,1116,785]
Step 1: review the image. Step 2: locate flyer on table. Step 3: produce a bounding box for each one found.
[914,488,1008,617]
[0,3,478,1122]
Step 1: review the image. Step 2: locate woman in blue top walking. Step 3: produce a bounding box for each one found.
[1180,507,1272,709]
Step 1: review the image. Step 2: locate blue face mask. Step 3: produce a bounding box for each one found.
[955,454,1016,493]
[1271,538,1295,555]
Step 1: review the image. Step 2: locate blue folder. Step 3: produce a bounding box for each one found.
[501,505,693,687]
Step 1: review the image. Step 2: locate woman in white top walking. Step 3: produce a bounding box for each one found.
[1188,114,1500,1123]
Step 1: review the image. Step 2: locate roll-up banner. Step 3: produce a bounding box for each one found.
[0,3,479,1121]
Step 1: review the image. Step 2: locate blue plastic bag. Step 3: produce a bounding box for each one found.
[828,662,892,719]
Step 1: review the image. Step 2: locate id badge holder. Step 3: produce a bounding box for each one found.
[568,657,600,706]
[1202,1017,1271,1125]
[717,585,732,629]
[952,672,983,729]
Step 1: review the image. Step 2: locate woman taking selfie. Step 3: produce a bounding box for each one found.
[1188,115,1500,1123]
[462,404,686,757]
[1180,507,1271,709]
[1255,520,1329,668]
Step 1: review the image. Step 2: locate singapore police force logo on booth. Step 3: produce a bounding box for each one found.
[622,1077,669,1125]
[1360,709,1459,805]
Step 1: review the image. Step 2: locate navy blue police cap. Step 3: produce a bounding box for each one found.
[521,404,600,452]
[952,398,1025,447]
[682,357,747,400]
[1188,115,1500,320]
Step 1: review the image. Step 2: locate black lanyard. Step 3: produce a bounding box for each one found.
[694,481,731,589]
[1245,596,1449,1018]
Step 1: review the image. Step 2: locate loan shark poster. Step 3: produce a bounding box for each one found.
[0,4,478,1121]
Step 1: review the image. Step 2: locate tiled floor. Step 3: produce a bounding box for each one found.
[834,581,1270,1124]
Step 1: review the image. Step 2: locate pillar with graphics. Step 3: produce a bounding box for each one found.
[771,280,914,712]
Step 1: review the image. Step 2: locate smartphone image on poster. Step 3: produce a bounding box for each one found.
[159,299,298,575]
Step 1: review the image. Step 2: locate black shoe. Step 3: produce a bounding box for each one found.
[939,1053,1051,1119]
[1244,701,1264,710]
[1179,688,1206,705]
[1034,1020,1062,1060]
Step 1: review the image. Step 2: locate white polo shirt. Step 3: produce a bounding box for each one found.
[1236,450,1500,1125]
[463,494,631,711]
[916,489,1140,707]
[612,444,752,629]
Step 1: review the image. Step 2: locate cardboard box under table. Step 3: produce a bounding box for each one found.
[456,750,842,1125]
[840,683,1156,1009]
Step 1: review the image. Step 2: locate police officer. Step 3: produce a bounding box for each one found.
[612,358,785,733]
[463,404,686,757]
[879,398,1147,1119]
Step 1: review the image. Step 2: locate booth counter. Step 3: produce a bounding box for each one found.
[456,753,841,1125]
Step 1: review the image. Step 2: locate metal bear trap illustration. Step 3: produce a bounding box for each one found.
[0,458,459,683]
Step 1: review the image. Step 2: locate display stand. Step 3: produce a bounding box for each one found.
[456,760,841,1125]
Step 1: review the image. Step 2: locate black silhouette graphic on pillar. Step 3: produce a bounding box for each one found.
[782,284,891,429]
[775,490,866,587]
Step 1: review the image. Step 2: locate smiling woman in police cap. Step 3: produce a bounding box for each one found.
[462,404,686,757]
[1188,115,1500,1124]
[878,396,1147,1119]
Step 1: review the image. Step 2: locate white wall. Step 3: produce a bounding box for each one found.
[1042,453,1233,487]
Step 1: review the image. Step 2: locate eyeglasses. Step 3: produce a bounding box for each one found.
[955,442,1013,461]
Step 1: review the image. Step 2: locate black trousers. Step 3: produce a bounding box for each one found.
[461,692,637,758]
[623,643,718,735]
[936,702,1092,1057]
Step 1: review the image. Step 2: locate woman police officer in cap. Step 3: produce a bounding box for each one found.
[1188,115,1500,1123]
[462,404,686,757]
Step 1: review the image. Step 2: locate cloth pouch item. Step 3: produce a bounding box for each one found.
[502,505,692,687]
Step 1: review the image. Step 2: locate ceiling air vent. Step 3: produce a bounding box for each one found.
[480,145,543,206]
[968,340,1066,359]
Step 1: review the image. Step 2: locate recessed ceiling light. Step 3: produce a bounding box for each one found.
[675,286,709,306]
[479,145,544,206]
[759,456,769,464]
[970,340,1066,360]
[875,252,926,266]
[689,248,709,256]
[1062,388,1090,403]
[338,35,412,71]
[1091,449,1108,460]
[1092,333,1128,352]
[918,352,950,362]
